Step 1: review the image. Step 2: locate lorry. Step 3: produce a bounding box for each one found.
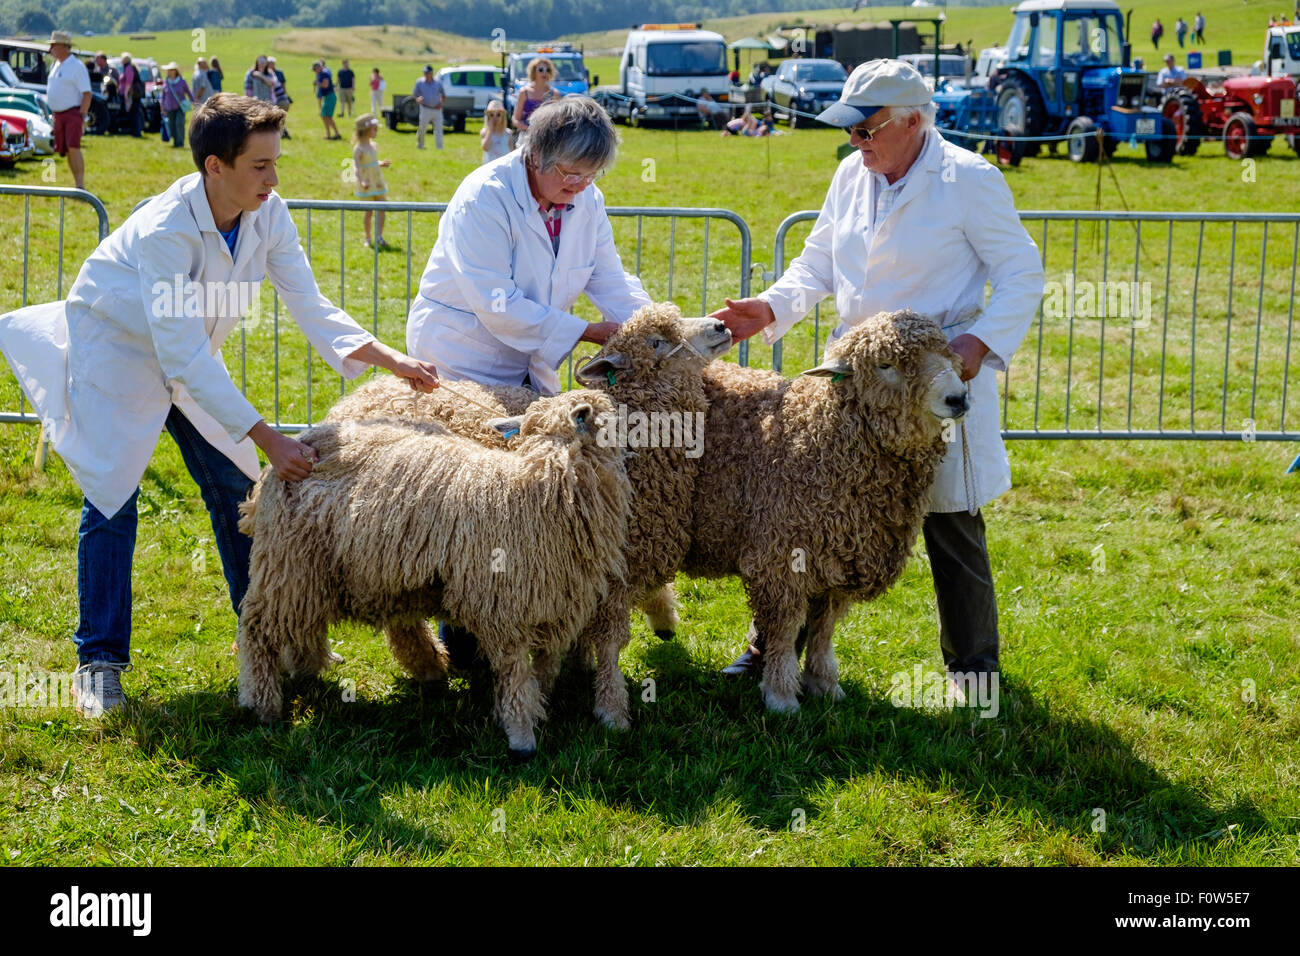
[932,0,1176,165]
[593,24,731,126]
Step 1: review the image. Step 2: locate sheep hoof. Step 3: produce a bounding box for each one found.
[762,691,801,714]
[594,707,631,732]
[802,677,846,701]
[653,629,675,641]
[508,747,537,764]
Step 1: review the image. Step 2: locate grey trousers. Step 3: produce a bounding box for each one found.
[745,510,1000,675]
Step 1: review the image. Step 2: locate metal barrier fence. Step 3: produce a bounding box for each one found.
[5,188,1297,444]
[768,209,1300,442]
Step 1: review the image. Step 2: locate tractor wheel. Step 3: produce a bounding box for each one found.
[992,127,1024,167]
[1160,87,1204,156]
[996,72,1046,150]
[1066,116,1100,163]
[1223,112,1258,160]
[1144,116,1176,163]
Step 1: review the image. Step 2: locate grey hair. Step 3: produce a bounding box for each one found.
[893,102,937,130]
[523,97,619,174]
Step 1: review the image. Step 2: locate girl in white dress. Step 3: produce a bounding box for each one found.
[480,100,511,163]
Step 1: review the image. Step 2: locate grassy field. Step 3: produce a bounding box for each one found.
[1,15,1300,866]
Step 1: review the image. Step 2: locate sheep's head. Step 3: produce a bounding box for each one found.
[803,309,968,455]
[574,302,732,390]
[488,389,617,458]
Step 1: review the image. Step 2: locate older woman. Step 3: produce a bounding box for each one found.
[511,56,561,134]
[159,62,194,148]
[407,96,648,394]
[408,95,648,670]
[243,55,275,104]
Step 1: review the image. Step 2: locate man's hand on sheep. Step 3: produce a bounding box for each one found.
[710,297,775,343]
[248,421,318,482]
[348,341,440,392]
[948,333,991,382]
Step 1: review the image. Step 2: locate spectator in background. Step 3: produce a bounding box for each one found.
[480,99,511,162]
[159,62,194,149]
[369,67,385,116]
[267,56,291,138]
[192,58,214,105]
[512,56,560,136]
[1193,12,1205,44]
[208,57,224,93]
[244,55,274,103]
[93,52,118,97]
[47,30,91,189]
[413,64,444,150]
[1157,53,1187,89]
[338,58,355,117]
[1175,16,1188,47]
[351,113,390,248]
[120,52,143,137]
[696,89,728,130]
[1151,18,1163,50]
[313,60,342,140]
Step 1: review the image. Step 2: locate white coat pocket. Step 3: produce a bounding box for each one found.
[561,264,595,308]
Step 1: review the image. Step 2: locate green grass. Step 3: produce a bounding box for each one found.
[2,18,1300,867]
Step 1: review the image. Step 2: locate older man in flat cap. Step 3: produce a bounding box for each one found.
[713,59,1045,699]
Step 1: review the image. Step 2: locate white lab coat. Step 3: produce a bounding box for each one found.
[0,172,375,518]
[761,127,1045,513]
[407,151,650,395]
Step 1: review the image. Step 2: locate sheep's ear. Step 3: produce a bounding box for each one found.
[803,355,854,379]
[487,416,522,440]
[570,402,596,433]
[576,352,631,386]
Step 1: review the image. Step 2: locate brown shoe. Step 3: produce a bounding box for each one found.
[721,645,762,678]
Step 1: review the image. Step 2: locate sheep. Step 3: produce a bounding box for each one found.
[680,309,970,713]
[235,390,630,761]
[319,304,732,730]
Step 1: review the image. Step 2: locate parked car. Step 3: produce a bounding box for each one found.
[0,103,50,153]
[436,64,506,127]
[104,57,163,134]
[0,40,110,135]
[759,58,848,125]
[383,92,475,132]
[0,109,34,166]
[899,52,974,90]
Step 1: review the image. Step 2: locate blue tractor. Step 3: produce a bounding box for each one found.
[935,0,1175,164]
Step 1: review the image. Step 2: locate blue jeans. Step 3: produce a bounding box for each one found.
[74,406,255,665]
[165,108,186,148]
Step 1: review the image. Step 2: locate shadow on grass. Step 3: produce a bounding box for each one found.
[114,645,1275,861]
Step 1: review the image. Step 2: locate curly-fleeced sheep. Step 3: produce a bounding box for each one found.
[320,304,732,730]
[681,309,970,713]
[236,390,630,760]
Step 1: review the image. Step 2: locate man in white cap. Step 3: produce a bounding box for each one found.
[46,30,92,189]
[712,59,1044,697]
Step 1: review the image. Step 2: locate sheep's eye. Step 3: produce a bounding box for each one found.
[649,337,665,349]
[877,363,893,371]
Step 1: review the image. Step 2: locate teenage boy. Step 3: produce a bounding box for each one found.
[0,93,439,717]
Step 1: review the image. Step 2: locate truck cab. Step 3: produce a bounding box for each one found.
[1264,25,1300,78]
[600,24,730,125]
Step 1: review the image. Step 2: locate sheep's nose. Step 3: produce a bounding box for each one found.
[946,392,970,415]
[711,320,728,335]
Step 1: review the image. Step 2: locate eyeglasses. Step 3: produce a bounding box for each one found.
[551,163,604,186]
[846,113,901,142]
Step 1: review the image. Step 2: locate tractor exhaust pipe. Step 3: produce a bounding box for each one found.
[1122,9,1132,67]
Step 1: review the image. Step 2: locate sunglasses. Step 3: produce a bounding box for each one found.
[846,113,900,142]
[535,67,552,74]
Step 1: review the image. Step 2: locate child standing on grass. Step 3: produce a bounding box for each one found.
[352,113,391,248]
[480,99,511,163]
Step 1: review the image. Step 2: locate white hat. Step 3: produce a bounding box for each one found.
[48,30,73,47]
[818,58,932,127]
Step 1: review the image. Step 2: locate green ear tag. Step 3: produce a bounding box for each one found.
[606,370,617,386]
[831,372,846,384]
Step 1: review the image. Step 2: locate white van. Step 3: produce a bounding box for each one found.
[595,24,731,125]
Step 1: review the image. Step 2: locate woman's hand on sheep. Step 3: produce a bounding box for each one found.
[578,322,620,346]
[249,421,318,482]
[710,297,775,343]
[948,333,990,382]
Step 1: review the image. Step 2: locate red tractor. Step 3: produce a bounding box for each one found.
[1161,74,1300,159]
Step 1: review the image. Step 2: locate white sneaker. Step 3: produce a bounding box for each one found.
[72,661,130,717]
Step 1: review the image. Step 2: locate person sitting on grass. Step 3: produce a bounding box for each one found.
[352,112,391,248]
[0,93,439,718]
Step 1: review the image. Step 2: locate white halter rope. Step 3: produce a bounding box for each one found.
[960,419,979,516]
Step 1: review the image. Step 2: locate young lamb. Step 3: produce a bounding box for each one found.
[681,309,970,713]
[319,304,732,731]
[236,390,630,761]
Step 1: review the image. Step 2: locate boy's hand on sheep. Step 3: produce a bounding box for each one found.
[948,333,990,382]
[249,421,318,482]
[711,297,774,343]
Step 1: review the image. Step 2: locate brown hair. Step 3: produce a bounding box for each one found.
[189,92,285,174]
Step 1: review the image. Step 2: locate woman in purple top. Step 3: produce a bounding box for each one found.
[160,62,194,149]
[511,56,561,134]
